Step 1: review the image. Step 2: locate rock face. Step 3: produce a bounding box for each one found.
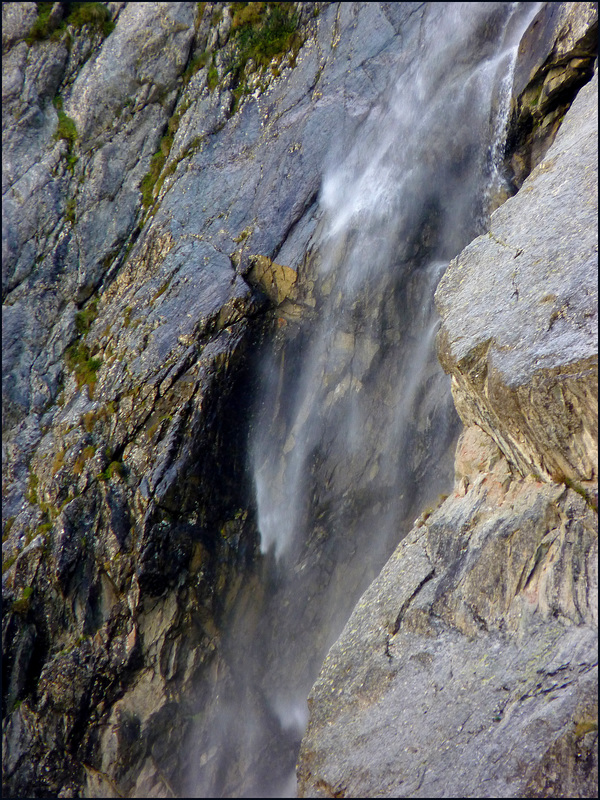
[437,69,598,492]
[298,451,597,797]
[505,1,598,188]
[2,2,597,798]
[2,2,377,796]
[297,9,598,800]
[1,2,463,796]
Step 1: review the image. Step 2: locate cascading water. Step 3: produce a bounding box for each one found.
[188,3,541,797]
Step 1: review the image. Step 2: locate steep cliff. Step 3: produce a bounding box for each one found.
[2,3,597,799]
[2,2,353,796]
[297,5,598,798]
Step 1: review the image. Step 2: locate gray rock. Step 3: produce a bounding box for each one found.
[2,4,443,795]
[436,69,598,485]
[512,2,598,98]
[1,2,37,53]
[64,3,195,148]
[3,2,597,798]
[506,1,598,186]
[298,11,597,798]
[298,431,598,798]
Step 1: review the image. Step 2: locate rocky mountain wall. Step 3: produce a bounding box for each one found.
[2,2,453,796]
[2,2,598,798]
[297,4,598,797]
[1,2,373,795]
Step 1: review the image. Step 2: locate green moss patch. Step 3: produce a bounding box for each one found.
[65,341,102,395]
[55,112,78,150]
[53,95,78,153]
[12,586,34,615]
[67,2,115,36]
[207,64,220,92]
[2,553,18,575]
[27,473,39,506]
[75,299,99,336]
[225,2,302,112]
[3,517,16,542]
[230,2,301,71]
[25,2,61,44]
[182,50,211,85]
[97,461,125,482]
[26,1,115,45]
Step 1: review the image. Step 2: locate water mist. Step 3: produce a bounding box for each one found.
[188,3,541,797]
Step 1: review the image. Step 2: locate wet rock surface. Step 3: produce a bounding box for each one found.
[2,2,452,796]
[1,2,350,795]
[505,1,598,188]
[298,8,597,799]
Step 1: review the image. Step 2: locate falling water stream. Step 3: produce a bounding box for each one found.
[188,3,541,796]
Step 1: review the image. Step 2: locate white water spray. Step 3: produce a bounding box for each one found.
[190,4,542,797]
[253,3,540,563]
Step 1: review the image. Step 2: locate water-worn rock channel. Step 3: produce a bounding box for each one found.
[2,2,597,797]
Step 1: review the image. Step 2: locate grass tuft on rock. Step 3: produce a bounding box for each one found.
[225,2,302,113]
[53,95,78,152]
[75,300,99,336]
[26,1,115,44]
[230,2,300,71]
[65,341,102,395]
[67,2,115,36]
[97,461,125,482]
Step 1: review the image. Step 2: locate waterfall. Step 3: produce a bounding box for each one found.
[188,3,541,797]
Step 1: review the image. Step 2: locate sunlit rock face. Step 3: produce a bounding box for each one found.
[298,6,597,798]
[436,70,598,489]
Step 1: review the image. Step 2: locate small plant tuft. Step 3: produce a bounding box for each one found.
[65,198,77,224]
[182,50,211,85]
[27,473,39,506]
[75,300,98,336]
[73,445,96,475]
[65,341,102,395]
[97,461,125,482]
[53,95,78,152]
[207,65,219,92]
[140,152,166,208]
[26,1,115,44]
[222,3,302,115]
[25,2,61,44]
[2,553,18,575]
[52,449,65,475]
[3,517,16,542]
[67,2,115,36]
